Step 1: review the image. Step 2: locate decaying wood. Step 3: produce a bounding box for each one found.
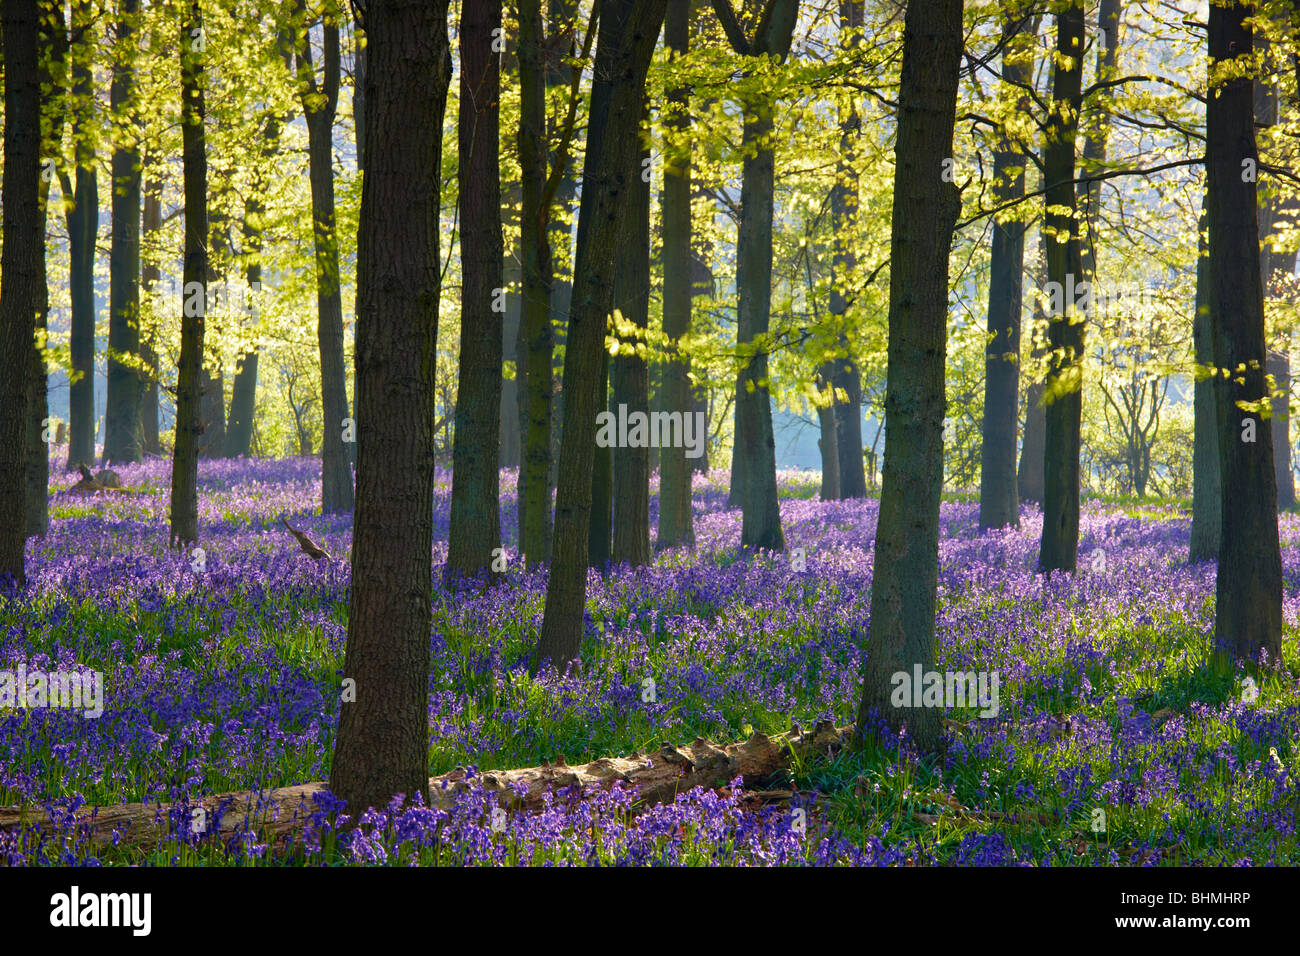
[0,721,852,851]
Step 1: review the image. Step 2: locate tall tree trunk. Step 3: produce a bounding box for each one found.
[611,139,652,568]
[1190,200,1220,561]
[978,11,1036,530]
[817,367,841,500]
[1018,232,1048,504]
[140,176,162,456]
[104,0,143,467]
[853,0,964,755]
[589,347,612,569]
[518,0,555,566]
[656,0,696,549]
[330,0,452,818]
[715,0,798,552]
[65,0,98,472]
[446,0,504,582]
[298,3,354,513]
[531,0,668,673]
[1207,0,1282,667]
[27,0,67,539]
[1037,4,1085,574]
[223,196,262,459]
[1,0,43,587]
[169,3,207,551]
[829,0,866,501]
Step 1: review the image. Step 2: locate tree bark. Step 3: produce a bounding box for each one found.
[330,0,452,818]
[817,365,841,501]
[446,0,504,583]
[518,0,555,567]
[65,0,98,473]
[140,177,162,457]
[169,3,207,551]
[1190,200,1220,561]
[298,2,354,513]
[589,348,612,569]
[104,0,143,467]
[1037,4,1085,574]
[1018,232,1048,504]
[829,0,866,501]
[27,0,68,539]
[1207,0,1282,667]
[611,140,652,568]
[656,0,695,549]
[978,11,1036,531]
[1,0,43,588]
[716,0,797,552]
[853,0,963,756]
[532,0,668,673]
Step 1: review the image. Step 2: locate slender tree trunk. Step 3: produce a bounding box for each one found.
[140,177,162,456]
[330,0,452,818]
[1190,200,1220,562]
[978,11,1036,530]
[532,0,668,673]
[518,0,555,566]
[446,0,504,583]
[829,0,866,501]
[65,0,98,472]
[27,0,67,539]
[817,366,841,501]
[169,3,207,551]
[298,5,354,512]
[1037,4,1085,574]
[1018,232,1048,504]
[1,0,43,587]
[656,0,696,549]
[1207,0,1282,667]
[589,348,612,569]
[611,139,652,568]
[105,0,143,467]
[223,196,262,459]
[716,0,798,552]
[853,0,964,755]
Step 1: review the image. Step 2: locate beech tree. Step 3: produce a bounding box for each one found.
[854,0,964,754]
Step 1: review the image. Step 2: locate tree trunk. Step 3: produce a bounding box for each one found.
[65,0,98,472]
[1037,4,1085,574]
[853,0,963,756]
[656,0,696,549]
[169,3,207,551]
[140,177,163,457]
[589,347,612,569]
[978,12,1036,531]
[716,0,798,552]
[330,0,452,818]
[298,6,354,513]
[223,196,262,459]
[27,0,67,539]
[1018,232,1048,504]
[611,140,652,568]
[1190,200,1220,561]
[817,367,841,501]
[829,0,867,501]
[1207,0,1282,667]
[1,0,43,587]
[518,0,555,567]
[532,0,668,673]
[104,0,142,467]
[446,0,504,583]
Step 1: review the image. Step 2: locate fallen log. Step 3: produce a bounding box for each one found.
[0,721,853,852]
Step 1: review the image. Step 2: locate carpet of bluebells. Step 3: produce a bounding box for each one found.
[2,455,1299,866]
